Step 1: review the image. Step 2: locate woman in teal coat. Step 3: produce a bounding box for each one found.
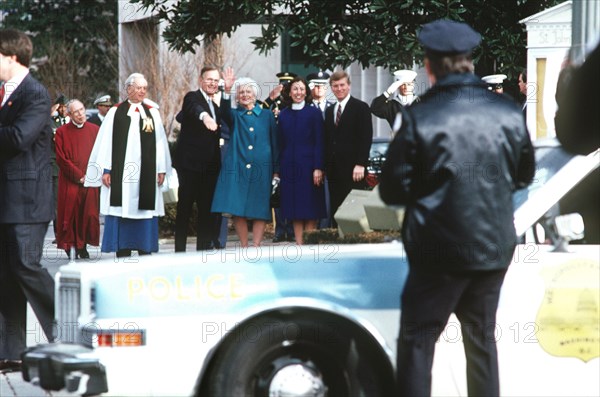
[212,68,279,247]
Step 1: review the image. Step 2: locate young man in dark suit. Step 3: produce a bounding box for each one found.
[0,29,55,371]
[324,70,373,226]
[174,66,223,251]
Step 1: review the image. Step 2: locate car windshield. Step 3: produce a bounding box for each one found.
[512,140,598,238]
[370,141,389,158]
[512,143,573,211]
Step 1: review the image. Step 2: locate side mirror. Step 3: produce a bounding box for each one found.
[554,213,585,241]
[552,213,585,252]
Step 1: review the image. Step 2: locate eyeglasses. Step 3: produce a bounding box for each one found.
[203,78,219,84]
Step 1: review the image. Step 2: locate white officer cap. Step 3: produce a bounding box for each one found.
[393,70,417,84]
[93,94,112,106]
[482,74,507,85]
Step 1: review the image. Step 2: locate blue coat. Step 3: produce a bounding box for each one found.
[278,105,326,220]
[212,99,278,220]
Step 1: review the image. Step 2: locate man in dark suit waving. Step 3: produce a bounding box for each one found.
[0,29,55,371]
[174,66,223,251]
[324,71,373,226]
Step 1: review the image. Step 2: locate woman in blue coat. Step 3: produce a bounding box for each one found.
[212,68,279,247]
[278,77,326,244]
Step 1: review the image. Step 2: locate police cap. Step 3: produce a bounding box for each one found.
[418,19,481,55]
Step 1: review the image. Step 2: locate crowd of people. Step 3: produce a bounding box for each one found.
[2,21,596,390]
[1,41,538,257]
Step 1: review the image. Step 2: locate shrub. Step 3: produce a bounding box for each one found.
[303,228,401,244]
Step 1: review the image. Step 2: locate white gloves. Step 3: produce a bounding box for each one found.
[385,80,403,97]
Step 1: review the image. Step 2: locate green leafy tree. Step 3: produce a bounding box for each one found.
[0,0,119,105]
[131,0,561,86]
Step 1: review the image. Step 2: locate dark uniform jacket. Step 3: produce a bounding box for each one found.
[379,73,535,272]
[0,74,54,223]
[174,90,221,172]
[87,113,102,126]
[370,94,417,129]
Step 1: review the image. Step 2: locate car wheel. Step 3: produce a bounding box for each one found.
[202,315,392,396]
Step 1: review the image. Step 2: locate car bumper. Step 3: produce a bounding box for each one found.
[21,343,108,395]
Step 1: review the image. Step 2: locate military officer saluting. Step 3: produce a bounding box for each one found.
[264,71,297,118]
[51,93,69,131]
[370,69,418,130]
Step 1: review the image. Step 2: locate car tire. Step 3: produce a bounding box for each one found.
[202,314,393,396]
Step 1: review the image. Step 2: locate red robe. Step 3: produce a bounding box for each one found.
[55,122,100,250]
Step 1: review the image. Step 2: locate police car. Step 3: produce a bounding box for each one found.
[22,140,599,396]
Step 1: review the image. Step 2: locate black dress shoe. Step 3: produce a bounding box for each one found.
[272,235,287,243]
[77,248,90,259]
[138,250,151,256]
[116,249,132,258]
[0,359,21,372]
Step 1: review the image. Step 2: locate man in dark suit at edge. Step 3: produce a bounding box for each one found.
[324,70,373,227]
[174,66,223,251]
[0,29,55,371]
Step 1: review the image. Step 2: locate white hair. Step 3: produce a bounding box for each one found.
[65,99,84,114]
[125,72,147,87]
[233,77,259,101]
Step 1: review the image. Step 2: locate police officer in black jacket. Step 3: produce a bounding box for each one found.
[379,19,535,396]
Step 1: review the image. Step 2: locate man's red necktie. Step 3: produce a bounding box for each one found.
[335,104,342,127]
[0,84,5,108]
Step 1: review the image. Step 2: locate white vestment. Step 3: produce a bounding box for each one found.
[85,103,172,219]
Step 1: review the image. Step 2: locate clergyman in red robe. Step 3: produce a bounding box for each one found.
[55,99,100,259]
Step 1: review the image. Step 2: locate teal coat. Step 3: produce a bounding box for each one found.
[211,98,279,220]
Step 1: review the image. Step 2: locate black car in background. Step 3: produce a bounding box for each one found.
[366,136,391,189]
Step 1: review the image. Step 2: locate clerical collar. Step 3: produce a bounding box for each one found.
[128,100,148,118]
[73,122,84,129]
[291,101,305,110]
